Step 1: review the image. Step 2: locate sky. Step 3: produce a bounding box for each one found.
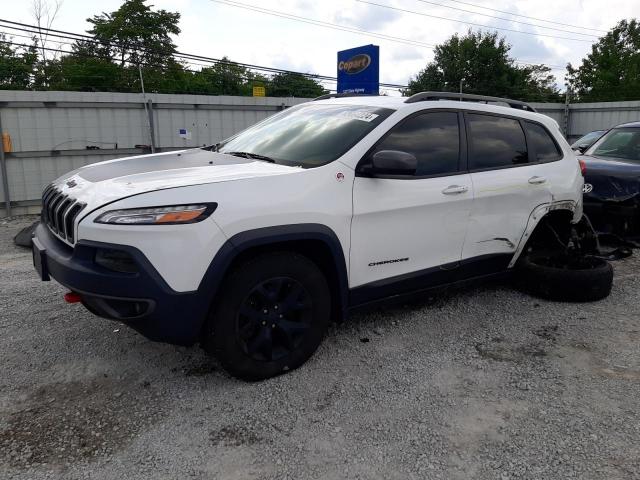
[1,0,638,94]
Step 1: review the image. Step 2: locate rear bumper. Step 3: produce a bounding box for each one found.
[32,223,211,345]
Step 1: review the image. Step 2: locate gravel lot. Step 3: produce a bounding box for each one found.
[1,215,639,480]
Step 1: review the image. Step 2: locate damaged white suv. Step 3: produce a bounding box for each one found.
[33,92,595,380]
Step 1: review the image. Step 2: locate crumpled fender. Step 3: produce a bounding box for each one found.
[508,200,580,268]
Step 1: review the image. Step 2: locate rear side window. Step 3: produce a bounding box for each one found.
[525,122,562,162]
[467,114,528,170]
[371,111,460,176]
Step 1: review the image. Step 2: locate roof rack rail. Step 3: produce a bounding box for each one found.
[403,91,537,112]
[313,92,379,101]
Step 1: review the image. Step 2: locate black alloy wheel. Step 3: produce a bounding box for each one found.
[237,277,312,362]
[205,252,331,380]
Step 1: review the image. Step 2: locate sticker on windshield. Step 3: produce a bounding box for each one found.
[339,110,380,122]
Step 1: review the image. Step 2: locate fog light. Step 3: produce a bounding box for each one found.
[95,249,138,273]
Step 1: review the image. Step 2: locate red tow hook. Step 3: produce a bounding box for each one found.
[64,292,82,304]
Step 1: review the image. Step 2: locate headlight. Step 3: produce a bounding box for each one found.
[94,203,217,225]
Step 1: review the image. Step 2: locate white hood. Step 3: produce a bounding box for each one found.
[52,148,300,209]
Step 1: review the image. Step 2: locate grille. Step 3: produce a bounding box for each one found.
[41,185,86,244]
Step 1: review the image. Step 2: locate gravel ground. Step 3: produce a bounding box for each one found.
[1,215,639,480]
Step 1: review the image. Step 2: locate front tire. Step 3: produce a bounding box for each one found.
[205,252,331,380]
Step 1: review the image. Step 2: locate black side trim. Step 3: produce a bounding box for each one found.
[349,253,513,307]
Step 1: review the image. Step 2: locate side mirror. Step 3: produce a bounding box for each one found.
[369,150,417,175]
[573,145,588,154]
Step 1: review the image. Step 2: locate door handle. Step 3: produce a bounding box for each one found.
[442,185,468,195]
[528,176,547,185]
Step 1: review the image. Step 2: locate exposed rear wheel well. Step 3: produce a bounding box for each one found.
[519,209,596,261]
[524,210,575,253]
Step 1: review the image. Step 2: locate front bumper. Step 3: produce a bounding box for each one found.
[32,223,212,345]
[583,197,640,236]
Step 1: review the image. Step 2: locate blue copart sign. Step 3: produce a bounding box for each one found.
[337,45,380,95]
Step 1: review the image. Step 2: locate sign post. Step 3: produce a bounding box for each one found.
[337,45,379,95]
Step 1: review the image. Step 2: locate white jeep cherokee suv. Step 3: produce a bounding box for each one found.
[32,92,583,380]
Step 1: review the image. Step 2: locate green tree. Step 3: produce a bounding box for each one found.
[405,30,560,102]
[44,54,126,92]
[0,34,38,89]
[566,19,640,102]
[267,72,326,97]
[86,0,180,68]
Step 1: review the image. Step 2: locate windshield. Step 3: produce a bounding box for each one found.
[217,103,394,168]
[587,128,640,161]
[572,130,604,148]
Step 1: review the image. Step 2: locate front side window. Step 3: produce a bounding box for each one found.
[467,114,528,170]
[217,103,394,168]
[525,122,562,162]
[588,128,640,161]
[369,111,460,176]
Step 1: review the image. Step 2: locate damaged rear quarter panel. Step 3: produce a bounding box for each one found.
[508,201,579,268]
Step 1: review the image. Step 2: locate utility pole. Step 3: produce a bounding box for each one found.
[563,87,571,139]
[0,111,11,217]
[139,64,156,153]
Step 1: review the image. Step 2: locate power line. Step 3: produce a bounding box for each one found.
[209,0,437,48]
[0,40,402,94]
[356,0,595,43]
[0,15,569,88]
[0,19,410,88]
[437,0,608,33]
[0,23,567,78]
[411,0,599,37]
[208,0,572,68]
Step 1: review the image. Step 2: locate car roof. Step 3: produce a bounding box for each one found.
[614,121,640,128]
[311,95,559,128]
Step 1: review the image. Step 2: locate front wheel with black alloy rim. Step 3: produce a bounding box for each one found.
[205,251,331,380]
[517,253,613,302]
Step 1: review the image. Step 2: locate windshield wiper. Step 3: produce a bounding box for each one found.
[201,142,221,152]
[225,151,276,163]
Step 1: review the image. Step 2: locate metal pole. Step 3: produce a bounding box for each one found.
[563,88,571,139]
[147,99,157,153]
[138,64,155,153]
[0,111,11,217]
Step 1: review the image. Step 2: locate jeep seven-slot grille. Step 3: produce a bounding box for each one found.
[41,185,86,244]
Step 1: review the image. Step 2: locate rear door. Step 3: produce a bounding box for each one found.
[461,112,560,267]
[350,110,473,294]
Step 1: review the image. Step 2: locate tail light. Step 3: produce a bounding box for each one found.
[578,159,586,176]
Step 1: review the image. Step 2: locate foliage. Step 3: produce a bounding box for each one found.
[404,30,561,102]
[86,0,180,68]
[21,0,326,97]
[0,34,38,89]
[267,72,326,97]
[566,19,640,102]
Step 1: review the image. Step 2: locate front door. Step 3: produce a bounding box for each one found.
[350,110,473,297]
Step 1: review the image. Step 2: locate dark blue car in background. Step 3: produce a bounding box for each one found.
[579,122,640,237]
